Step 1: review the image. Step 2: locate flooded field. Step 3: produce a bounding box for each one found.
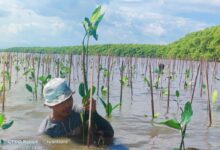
[1,53,220,150]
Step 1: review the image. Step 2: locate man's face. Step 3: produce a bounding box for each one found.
[52,96,73,118]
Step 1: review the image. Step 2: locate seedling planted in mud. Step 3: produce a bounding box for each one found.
[158,101,193,150]
[23,68,38,100]
[99,97,120,117]
[0,113,14,145]
[38,74,52,95]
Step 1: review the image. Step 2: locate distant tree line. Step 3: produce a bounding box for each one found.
[1,25,220,60]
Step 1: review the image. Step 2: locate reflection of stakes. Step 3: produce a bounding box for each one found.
[149,63,155,119]
[205,62,212,127]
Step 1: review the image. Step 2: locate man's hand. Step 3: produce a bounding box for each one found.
[84,98,96,111]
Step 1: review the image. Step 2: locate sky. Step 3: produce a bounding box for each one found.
[0,0,219,48]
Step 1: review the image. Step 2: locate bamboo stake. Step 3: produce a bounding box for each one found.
[149,63,155,118]
[96,55,101,96]
[2,57,6,112]
[120,60,124,110]
[107,56,111,117]
[190,63,200,104]
[205,62,212,127]
[167,65,171,114]
[69,54,73,86]
[130,56,133,101]
[87,61,94,147]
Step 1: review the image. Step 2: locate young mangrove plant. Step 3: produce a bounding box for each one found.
[184,69,190,90]
[38,74,52,95]
[0,113,14,145]
[15,64,20,84]
[0,113,14,130]
[23,68,38,100]
[212,89,218,107]
[81,5,105,93]
[60,63,71,78]
[99,97,120,117]
[158,101,193,150]
[174,90,181,113]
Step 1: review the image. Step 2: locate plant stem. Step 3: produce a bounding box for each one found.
[180,125,187,150]
[82,33,89,93]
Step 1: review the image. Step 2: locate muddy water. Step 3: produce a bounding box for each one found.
[0,54,220,150]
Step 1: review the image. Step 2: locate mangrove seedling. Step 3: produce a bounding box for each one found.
[0,113,14,145]
[60,63,71,78]
[15,65,20,83]
[0,113,14,130]
[212,89,218,107]
[158,101,193,150]
[99,97,120,117]
[38,74,52,95]
[101,85,107,96]
[81,5,105,93]
[78,82,96,144]
[23,68,38,100]
[174,90,181,112]
[184,69,190,90]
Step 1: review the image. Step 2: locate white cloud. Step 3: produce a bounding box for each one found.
[0,0,218,48]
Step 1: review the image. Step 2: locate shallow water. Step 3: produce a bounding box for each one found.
[1,54,220,150]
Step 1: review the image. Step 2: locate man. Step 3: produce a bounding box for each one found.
[38,78,114,145]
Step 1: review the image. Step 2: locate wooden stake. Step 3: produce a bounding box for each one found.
[205,62,212,127]
[149,63,155,118]
[87,61,94,147]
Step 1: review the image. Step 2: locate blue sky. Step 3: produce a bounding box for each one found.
[0,0,219,48]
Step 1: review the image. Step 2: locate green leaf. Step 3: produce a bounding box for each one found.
[112,103,120,110]
[0,83,4,92]
[99,97,107,108]
[153,113,160,118]
[103,69,109,78]
[38,76,46,83]
[47,74,52,81]
[25,84,33,93]
[79,83,85,97]
[91,6,102,24]
[154,68,160,74]
[175,90,180,98]
[101,85,107,96]
[1,120,14,130]
[158,119,181,130]
[106,103,113,115]
[202,83,206,89]
[181,101,193,126]
[0,114,5,127]
[120,76,128,86]
[212,89,218,104]
[144,77,151,87]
